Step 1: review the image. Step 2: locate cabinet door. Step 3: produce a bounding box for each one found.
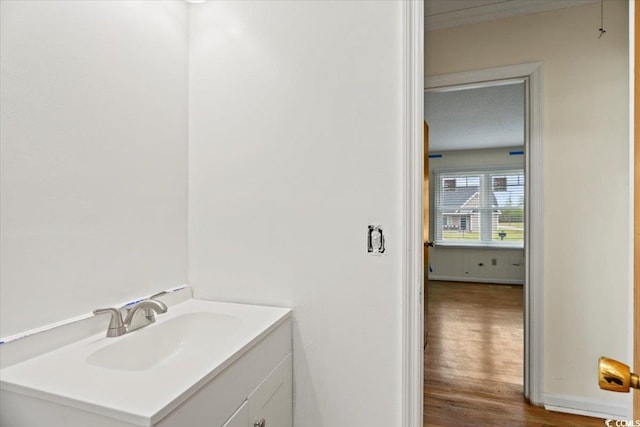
[222,401,248,427]
[248,352,292,427]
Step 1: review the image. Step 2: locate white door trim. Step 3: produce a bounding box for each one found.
[420,62,545,406]
[401,1,424,427]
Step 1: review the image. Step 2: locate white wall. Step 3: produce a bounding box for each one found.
[428,147,525,284]
[189,2,403,426]
[0,1,189,338]
[426,0,630,412]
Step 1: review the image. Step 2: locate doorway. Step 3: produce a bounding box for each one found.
[424,78,528,420]
[423,63,545,408]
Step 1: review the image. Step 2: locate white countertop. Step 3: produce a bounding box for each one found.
[0,299,291,426]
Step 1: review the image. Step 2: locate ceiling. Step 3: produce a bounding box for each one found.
[424,82,525,152]
[425,0,598,31]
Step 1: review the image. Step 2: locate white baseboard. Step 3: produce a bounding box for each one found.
[428,275,524,285]
[543,393,629,420]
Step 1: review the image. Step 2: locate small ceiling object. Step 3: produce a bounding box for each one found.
[424,82,525,152]
[425,0,599,31]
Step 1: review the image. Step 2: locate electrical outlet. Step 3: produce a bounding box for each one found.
[492,258,497,266]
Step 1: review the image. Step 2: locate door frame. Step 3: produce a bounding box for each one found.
[400,1,424,426]
[423,63,544,405]
[402,62,544,424]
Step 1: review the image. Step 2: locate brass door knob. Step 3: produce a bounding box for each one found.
[599,356,639,392]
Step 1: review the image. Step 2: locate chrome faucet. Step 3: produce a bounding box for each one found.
[93,295,168,337]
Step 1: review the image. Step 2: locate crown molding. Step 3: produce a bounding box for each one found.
[425,0,599,31]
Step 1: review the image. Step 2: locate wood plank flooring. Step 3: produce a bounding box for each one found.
[424,281,603,426]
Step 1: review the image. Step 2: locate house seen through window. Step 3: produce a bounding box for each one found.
[433,168,524,248]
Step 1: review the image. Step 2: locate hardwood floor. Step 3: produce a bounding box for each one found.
[423,281,603,426]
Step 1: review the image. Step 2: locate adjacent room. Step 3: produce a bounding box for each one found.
[423,80,531,424]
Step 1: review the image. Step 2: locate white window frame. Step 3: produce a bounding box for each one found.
[432,167,525,249]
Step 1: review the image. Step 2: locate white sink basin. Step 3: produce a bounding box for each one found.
[86,312,242,371]
[0,299,291,426]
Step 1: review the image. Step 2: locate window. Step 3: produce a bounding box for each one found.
[432,168,524,248]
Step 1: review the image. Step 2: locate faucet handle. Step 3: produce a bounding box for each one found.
[93,308,126,337]
[149,291,168,299]
[148,291,168,311]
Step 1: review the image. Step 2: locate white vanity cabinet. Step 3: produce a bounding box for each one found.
[247,352,292,427]
[157,350,293,427]
[222,353,292,427]
[0,300,292,427]
[152,318,292,427]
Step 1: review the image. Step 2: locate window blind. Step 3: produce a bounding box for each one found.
[432,168,524,248]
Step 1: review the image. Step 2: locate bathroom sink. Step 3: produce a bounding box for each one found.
[0,299,291,426]
[86,312,242,371]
